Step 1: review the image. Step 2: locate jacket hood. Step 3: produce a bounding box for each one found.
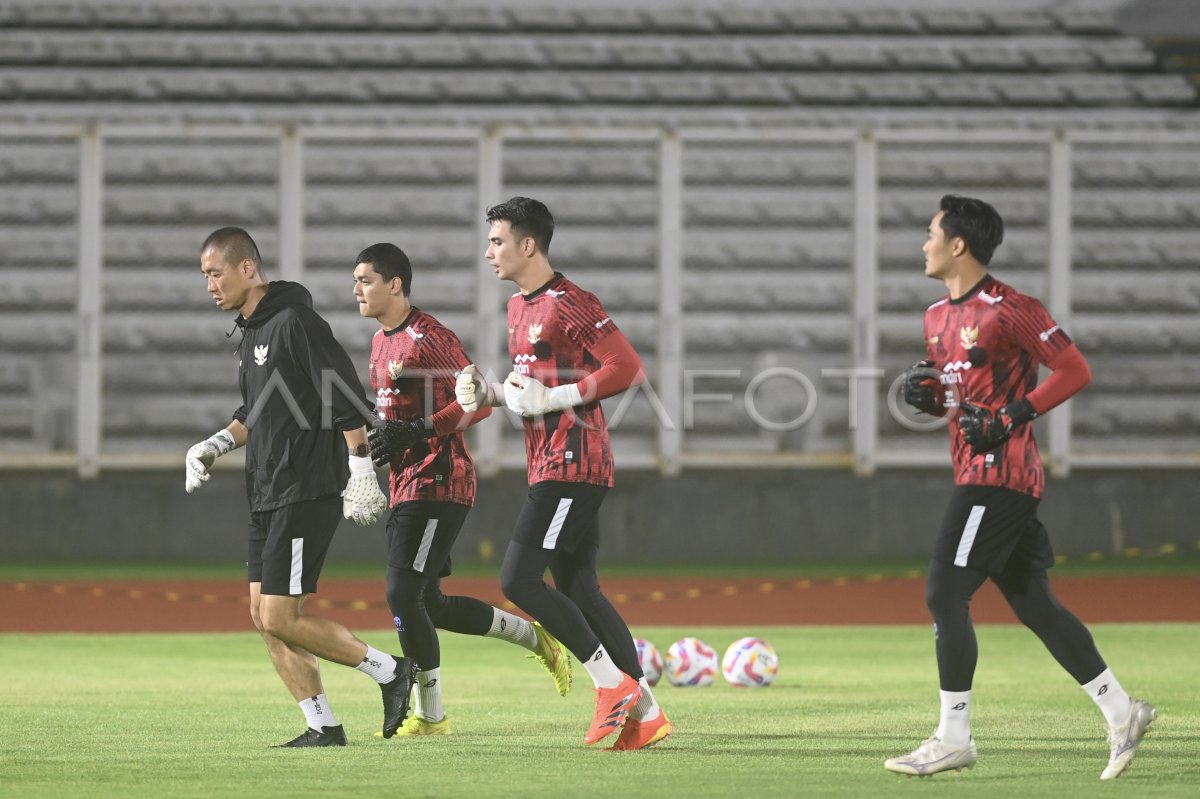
[237,281,313,329]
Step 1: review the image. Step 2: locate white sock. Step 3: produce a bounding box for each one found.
[631,676,660,722]
[935,689,972,745]
[415,667,444,722]
[356,645,398,684]
[485,608,538,651]
[582,644,625,689]
[299,693,338,730]
[1081,668,1132,728]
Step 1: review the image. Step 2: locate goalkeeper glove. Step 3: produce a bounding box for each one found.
[367,418,435,468]
[957,398,1037,455]
[455,364,503,412]
[184,429,237,493]
[342,454,387,526]
[901,359,943,415]
[503,372,583,417]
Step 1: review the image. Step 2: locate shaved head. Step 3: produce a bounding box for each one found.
[200,226,263,272]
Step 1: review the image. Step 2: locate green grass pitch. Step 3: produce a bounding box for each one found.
[2,625,1197,798]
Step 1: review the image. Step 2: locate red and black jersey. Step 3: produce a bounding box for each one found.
[923,276,1073,498]
[369,308,476,507]
[508,273,617,488]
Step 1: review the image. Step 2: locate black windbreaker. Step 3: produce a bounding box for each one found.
[231,281,373,512]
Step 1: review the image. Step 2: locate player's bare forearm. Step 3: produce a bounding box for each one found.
[342,426,370,454]
[225,420,248,448]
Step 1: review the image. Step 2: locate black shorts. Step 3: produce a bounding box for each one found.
[933,485,1055,576]
[386,500,470,578]
[511,481,607,553]
[247,495,341,596]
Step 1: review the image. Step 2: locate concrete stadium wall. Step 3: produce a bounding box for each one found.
[0,470,1192,565]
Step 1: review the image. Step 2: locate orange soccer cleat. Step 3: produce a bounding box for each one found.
[583,674,641,745]
[608,711,672,751]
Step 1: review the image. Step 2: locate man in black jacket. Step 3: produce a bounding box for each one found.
[186,227,417,747]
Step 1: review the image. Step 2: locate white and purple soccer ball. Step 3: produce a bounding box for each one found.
[721,636,780,687]
[634,638,664,687]
[665,637,719,687]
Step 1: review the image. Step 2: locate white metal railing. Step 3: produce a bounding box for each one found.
[2,123,1198,476]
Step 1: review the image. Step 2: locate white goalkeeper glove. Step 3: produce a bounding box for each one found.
[503,372,583,418]
[455,364,504,413]
[184,429,237,493]
[342,454,387,526]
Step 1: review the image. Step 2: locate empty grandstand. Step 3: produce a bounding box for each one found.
[1,0,1197,479]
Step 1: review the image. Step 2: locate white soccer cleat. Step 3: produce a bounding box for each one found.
[1101,698,1156,780]
[884,735,978,777]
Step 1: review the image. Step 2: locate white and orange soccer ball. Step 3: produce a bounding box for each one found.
[634,638,664,687]
[721,636,779,687]
[665,637,719,687]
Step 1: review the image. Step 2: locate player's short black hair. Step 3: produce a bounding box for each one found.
[355,242,412,296]
[486,196,554,255]
[938,195,1005,266]
[201,226,263,271]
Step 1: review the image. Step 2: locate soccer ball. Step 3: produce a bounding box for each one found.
[634,638,663,687]
[721,637,780,687]
[665,637,719,687]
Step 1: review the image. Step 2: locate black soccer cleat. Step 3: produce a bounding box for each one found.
[273,724,348,748]
[379,656,420,738]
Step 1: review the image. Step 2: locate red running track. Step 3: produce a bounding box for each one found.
[1,575,1197,633]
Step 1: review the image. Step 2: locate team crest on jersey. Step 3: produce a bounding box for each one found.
[387,360,404,380]
[528,323,543,345]
[253,344,269,366]
[959,325,979,351]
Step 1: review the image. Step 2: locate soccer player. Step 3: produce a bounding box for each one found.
[455,197,671,750]
[186,227,418,747]
[351,242,573,736]
[885,196,1155,779]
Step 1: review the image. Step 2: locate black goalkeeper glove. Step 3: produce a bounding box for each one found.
[957,398,1037,455]
[901,359,943,415]
[367,418,436,468]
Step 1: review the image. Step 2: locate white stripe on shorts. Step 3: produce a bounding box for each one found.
[542,498,573,550]
[413,519,438,573]
[954,505,987,567]
[289,537,304,594]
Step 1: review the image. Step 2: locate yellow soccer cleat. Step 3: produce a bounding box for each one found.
[375,715,451,738]
[529,621,573,697]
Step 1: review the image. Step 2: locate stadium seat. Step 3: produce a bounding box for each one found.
[1053,4,1121,34]
[1023,38,1103,71]
[684,41,756,70]
[193,39,256,66]
[89,3,163,28]
[711,6,786,32]
[776,7,853,33]
[293,3,375,30]
[507,5,578,31]
[987,9,1058,34]
[848,8,923,34]
[0,313,76,351]
[924,7,1001,33]
[956,44,1031,71]
[0,227,77,266]
[156,4,234,29]
[0,38,48,64]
